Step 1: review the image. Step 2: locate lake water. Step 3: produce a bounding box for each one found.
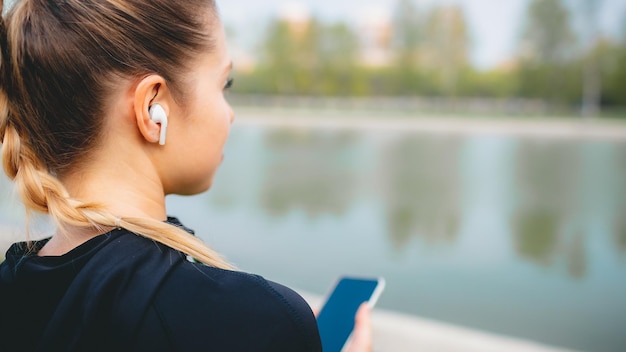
[1,119,625,351]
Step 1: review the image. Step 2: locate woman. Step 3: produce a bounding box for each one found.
[0,0,371,351]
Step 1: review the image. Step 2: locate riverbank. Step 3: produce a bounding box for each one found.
[299,291,576,352]
[228,95,626,119]
[233,107,626,141]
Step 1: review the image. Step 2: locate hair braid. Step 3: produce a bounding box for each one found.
[3,124,231,268]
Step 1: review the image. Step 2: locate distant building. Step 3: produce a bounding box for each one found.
[279,2,311,39]
[358,9,393,68]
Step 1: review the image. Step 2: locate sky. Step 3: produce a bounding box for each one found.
[3,0,622,69]
[217,0,626,70]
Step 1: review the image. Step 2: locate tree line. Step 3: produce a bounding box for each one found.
[230,0,626,116]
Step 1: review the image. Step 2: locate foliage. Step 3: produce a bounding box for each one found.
[516,0,579,105]
[231,0,626,113]
[521,0,575,64]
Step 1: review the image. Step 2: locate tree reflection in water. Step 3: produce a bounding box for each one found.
[613,146,626,255]
[512,140,626,279]
[513,209,560,266]
[259,129,359,218]
[617,220,626,255]
[205,127,626,278]
[377,134,462,251]
[566,232,587,279]
[513,141,585,275]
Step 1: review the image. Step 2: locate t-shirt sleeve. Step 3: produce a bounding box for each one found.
[263,280,322,351]
[132,261,322,352]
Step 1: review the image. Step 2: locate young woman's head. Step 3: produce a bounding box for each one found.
[0,0,233,268]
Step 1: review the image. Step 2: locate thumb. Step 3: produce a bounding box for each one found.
[346,303,372,352]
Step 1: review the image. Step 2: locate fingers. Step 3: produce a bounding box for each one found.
[346,303,372,352]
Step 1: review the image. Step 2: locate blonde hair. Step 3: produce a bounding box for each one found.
[0,0,231,269]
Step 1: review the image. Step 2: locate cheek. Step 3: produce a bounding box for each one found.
[183,98,231,154]
[194,109,230,164]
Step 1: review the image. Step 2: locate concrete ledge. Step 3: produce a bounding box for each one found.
[235,113,626,142]
[299,291,575,352]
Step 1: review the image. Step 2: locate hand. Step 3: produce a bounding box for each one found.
[312,302,374,352]
[345,303,372,352]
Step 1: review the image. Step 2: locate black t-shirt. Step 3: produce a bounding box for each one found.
[0,219,322,351]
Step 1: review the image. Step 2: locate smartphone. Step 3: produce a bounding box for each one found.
[316,276,385,352]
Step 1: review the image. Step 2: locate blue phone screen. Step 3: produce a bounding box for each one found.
[316,278,379,352]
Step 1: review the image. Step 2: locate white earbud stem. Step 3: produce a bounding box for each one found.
[149,104,168,146]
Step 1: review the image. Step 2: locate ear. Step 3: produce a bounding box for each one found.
[133,75,171,145]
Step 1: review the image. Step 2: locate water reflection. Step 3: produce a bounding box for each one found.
[514,210,587,285]
[566,232,587,279]
[512,141,588,276]
[259,129,360,218]
[513,209,560,267]
[206,127,626,278]
[2,127,624,280]
[617,220,626,255]
[378,134,462,250]
[511,140,626,278]
[608,146,626,255]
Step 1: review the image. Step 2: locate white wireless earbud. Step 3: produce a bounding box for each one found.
[149,104,168,146]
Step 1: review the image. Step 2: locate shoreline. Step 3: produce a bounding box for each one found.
[233,108,626,141]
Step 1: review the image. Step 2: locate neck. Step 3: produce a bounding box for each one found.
[38,148,167,257]
[61,155,168,221]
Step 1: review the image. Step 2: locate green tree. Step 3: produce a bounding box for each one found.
[601,38,626,109]
[261,19,299,94]
[392,0,420,67]
[256,16,361,96]
[578,5,626,113]
[389,0,424,95]
[316,23,360,95]
[421,6,470,96]
[518,0,578,104]
[522,0,574,63]
[317,23,359,69]
[578,0,604,116]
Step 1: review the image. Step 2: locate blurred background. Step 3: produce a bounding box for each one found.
[219,0,626,117]
[1,0,626,351]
